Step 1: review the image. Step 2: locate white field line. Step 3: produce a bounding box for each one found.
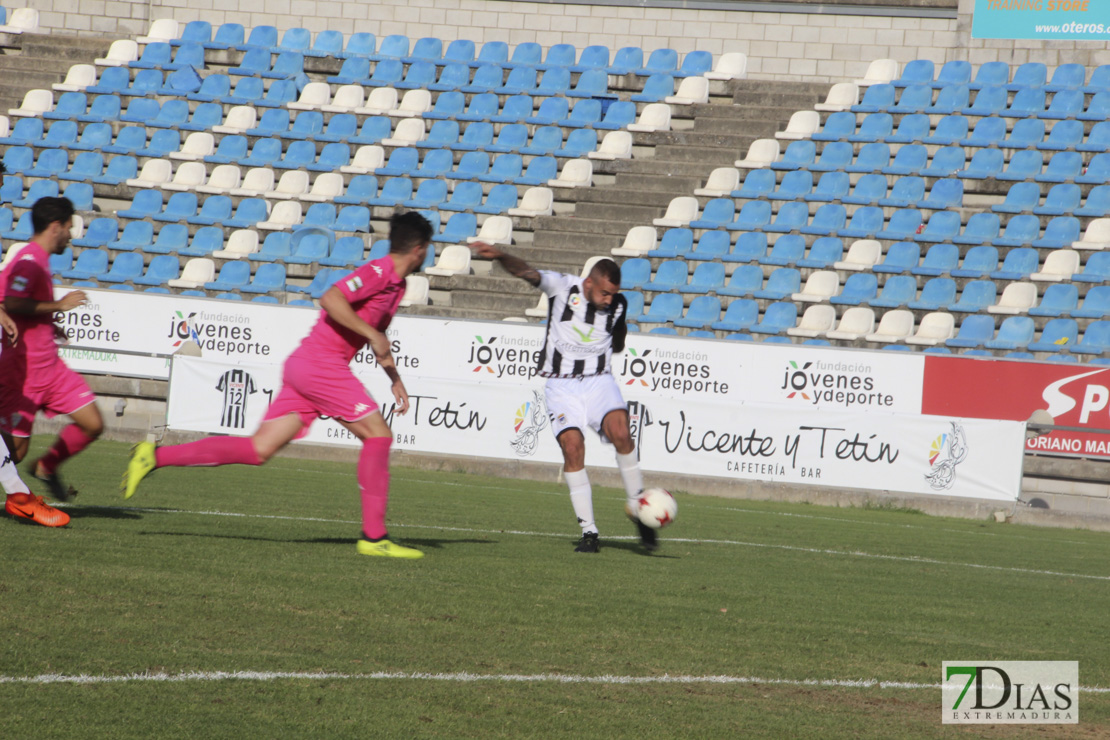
[2,669,1109,693]
[56,504,1110,582]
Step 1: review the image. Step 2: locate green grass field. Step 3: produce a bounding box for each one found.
[2,437,1108,739]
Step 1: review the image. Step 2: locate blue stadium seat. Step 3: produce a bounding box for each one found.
[622,291,645,322]
[435,181,479,210]
[1076,186,1110,217]
[470,40,508,68]
[840,174,888,206]
[240,263,287,294]
[402,36,442,64]
[923,114,969,145]
[365,59,404,88]
[252,233,292,262]
[852,83,895,113]
[133,255,180,286]
[164,43,205,72]
[753,268,800,300]
[60,249,109,280]
[327,57,370,85]
[990,248,1038,280]
[179,227,224,256]
[996,150,1044,182]
[722,232,767,263]
[1032,216,1080,248]
[1077,152,1110,184]
[334,175,378,205]
[920,147,965,178]
[305,29,343,58]
[471,152,513,182]
[847,112,893,143]
[802,171,849,203]
[889,84,932,113]
[205,261,252,291]
[413,149,454,180]
[686,231,730,262]
[486,123,529,153]
[894,59,934,87]
[793,237,841,269]
[140,223,186,254]
[306,143,350,172]
[963,86,1007,116]
[187,73,231,102]
[423,91,466,122]
[838,206,884,239]
[771,140,816,171]
[935,60,972,87]
[1072,285,1110,318]
[948,281,997,313]
[750,302,798,335]
[204,135,249,164]
[630,74,674,103]
[678,264,727,295]
[1028,318,1079,352]
[620,258,652,290]
[495,66,537,95]
[711,299,758,332]
[402,180,449,210]
[916,210,962,242]
[518,126,562,156]
[1036,151,1083,183]
[868,274,917,307]
[1071,321,1110,356]
[565,68,606,98]
[765,202,811,233]
[302,203,338,230]
[118,189,163,219]
[985,316,1035,351]
[1081,92,1110,124]
[992,214,1040,247]
[800,203,847,236]
[759,234,805,267]
[969,61,1009,90]
[769,170,812,201]
[443,38,475,64]
[717,264,765,297]
[643,260,691,293]
[237,137,283,168]
[881,144,928,175]
[945,314,995,348]
[376,147,419,176]
[23,150,69,180]
[225,199,268,229]
[396,60,437,90]
[812,111,855,142]
[810,141,853,172]
[1072,251,1110,283]
[451,121,496,152]
[907,277,957,310]
[493,95,536,124]
[638,293,684,326]
[87,67,130,96]
[434,213,477,244]
[876,176,924,207]
[461,64,504,93]
[829,273,877,305]
[594,101,636,130]
[366,178,413,206]
[1029,284,1078,317]
[1035,183,1082,216]
[319,237,367,268]
[674,296,721,328]
[688,198,735,230]
[874,209,922,240]
[572,45,610,73]
[649,229,693,259]
[992,182,1041,214]
[957,148,1004,181]
[927,85,968,113]
[281,111,321,140]
[912,244,959,276]
[873,242,920,275]
[1078,120,1110,153]
[1006,88,1046,117]
[11,179,56,208]
[951,246,999,278]
[733,168,776,199]
[315,114,358,144]
[1007,61,1047,91]
[72,218,117,248]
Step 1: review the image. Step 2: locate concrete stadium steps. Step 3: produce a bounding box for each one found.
[0,34,110,110]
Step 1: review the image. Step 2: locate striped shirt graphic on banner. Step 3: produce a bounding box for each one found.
[536,271,626,378]
[216,368,257,429]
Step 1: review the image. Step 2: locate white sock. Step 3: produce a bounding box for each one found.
[615,451,644,508]
[0,437,29,495]
[565,468,596,534]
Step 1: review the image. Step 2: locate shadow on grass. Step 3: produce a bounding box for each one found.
[137,531,497,550]
[574,538,680,559]
[57,505,143,520]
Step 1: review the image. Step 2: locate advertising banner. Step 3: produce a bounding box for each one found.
[922,355,1110,459]
[168,355,1023,502]
[971,0,1109,40]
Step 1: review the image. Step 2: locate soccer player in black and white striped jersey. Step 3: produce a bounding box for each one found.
[473,242,657,554]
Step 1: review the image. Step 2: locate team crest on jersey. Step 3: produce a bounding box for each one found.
[11,276,28,292]
[345,276,363,292]
[568,293,582,309]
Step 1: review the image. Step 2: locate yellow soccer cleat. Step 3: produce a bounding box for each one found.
[121,441,156,500]
[356,538,424,559]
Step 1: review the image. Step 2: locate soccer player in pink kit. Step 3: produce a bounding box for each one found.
[122,212,431,559]
[1,197,103,526]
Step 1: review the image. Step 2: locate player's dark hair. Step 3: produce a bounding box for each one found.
[589,258,621,287]
[389,211,433,254]
[31,196,75,234]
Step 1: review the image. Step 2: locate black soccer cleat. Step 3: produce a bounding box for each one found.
[33,460,76,502]
[574,532,600,553]
[635,519,658,552]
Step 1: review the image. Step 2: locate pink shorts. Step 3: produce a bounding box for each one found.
[262,353,378,440]
[0,361,96,437]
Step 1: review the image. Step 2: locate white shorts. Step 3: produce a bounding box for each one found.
[544,374,627,442]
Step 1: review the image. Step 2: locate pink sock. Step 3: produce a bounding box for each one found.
[155,436,262,468]
[359,437,392,540]
[39,424,95,474]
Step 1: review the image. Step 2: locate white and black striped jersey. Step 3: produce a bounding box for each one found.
[536,271,627,379]
[216,368,257,429]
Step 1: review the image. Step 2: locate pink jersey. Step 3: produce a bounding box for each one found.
[294,256,405,365]
[0,242,59,375]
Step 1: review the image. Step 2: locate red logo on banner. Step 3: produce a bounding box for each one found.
[922,356,1110,457]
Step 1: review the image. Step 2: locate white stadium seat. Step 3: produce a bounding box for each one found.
[652,197,697,227]
[357,87,399,116]
[548,158,593,189]
[125,158,173,189]
[342,145,386,174]
[196,164,242,195]
[400,275,430,306]
[8,89,52,117]
[588,130,633,160]
[53,64,96,92]
[735,138,779,169]
[212,230,260,260]
[95,39,138,67]
[865,310,915,343]
[1074,218,1110,250]
[826,307,875,340]
[425,245,472,277]
[855,58,898,87]
[665,76,709,105]
[163,161,207,192]
[694,167,740,197]
[301,173,344,203]
[466,216,513,246]
[169,132,215,161]
[627,103,671,133]
[792,271,839,303]
[389,89,432,118]
[137,18,180,44]
[507,187,554,217]
[815,82,859,112]
[213,106,257,134]
[775,110,820,140]
[1031,250,1080,282]
[834,240,881,271]
[168,258,216,289]
[988,282,1038,315]
[611,226,657,257]
[787,304,837,338]
[266,170,310,201]
[705,52,747,81]
[230,168,276,197]
[905,312,956,346]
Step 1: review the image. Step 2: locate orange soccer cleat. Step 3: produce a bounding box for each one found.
[5,492,70,527]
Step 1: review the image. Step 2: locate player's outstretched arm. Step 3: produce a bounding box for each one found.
[470,242,540,287]
[4,288,86,317]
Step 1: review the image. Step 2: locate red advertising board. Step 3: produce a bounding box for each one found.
[922,356,1110,458]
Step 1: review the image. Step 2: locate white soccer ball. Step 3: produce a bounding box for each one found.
[635,488,677,529]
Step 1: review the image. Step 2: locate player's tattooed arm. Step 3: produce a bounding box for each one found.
[469,242,540,287]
